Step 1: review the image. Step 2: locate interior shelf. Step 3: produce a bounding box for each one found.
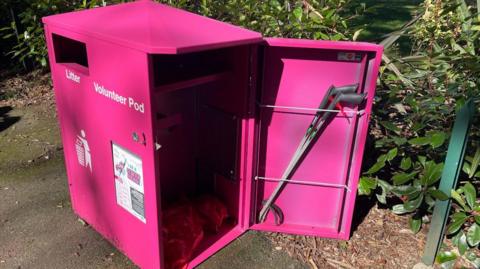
[154,71,230,93]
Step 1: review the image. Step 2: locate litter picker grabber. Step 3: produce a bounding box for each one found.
[258,90,366,224]
[301,84,358,149]
[317,84,359,111]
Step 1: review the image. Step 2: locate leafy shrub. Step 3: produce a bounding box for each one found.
[1,0,359,69]
[358,0,480,266]
[0,0,121,69]
[185,0,358,40]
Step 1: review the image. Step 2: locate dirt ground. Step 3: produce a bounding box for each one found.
[267,203,428,269]
[0,72,432,269]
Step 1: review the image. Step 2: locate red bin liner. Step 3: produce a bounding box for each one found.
[162,195,229,269]
[194,195,228,233]
[163,202,204,269]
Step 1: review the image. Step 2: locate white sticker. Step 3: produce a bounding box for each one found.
[112,143,146,223]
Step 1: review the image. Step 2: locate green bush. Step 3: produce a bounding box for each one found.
[0,0,135,69]
[358,0,480,266]
[1,0,360,69]
[182,0,359,40]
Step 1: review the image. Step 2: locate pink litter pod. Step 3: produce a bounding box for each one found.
[42,1,383,268]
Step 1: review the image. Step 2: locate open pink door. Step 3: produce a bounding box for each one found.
[250,38,383,239]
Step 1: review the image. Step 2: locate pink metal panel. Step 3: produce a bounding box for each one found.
[250,39,383,238]
[339,54,383,238]
[42,1,262,54]
[44,25,162,268]
[265,37,382,52]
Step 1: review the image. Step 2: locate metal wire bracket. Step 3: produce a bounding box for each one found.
[257,103,364,116]
[255,176,351,192]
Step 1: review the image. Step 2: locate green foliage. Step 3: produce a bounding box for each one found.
[463,149,480,179]
[360,0,479,216]
[445,181,480,267]
[186,0,356,40]
[0,0,122,68]
[1,0,359,69]
[357,0,480,266]
[436,250,457,264]
[361,152,449,228]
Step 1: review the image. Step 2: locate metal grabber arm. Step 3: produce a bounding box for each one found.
[258,90,366,224]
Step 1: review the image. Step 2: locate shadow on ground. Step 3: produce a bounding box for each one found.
[350,195,376,234]
[198,231,307,269]
[0,106,20,133]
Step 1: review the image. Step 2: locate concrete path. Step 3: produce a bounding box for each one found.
[0,105,307,269]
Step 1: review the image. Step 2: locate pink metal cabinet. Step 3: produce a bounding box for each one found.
[42,1,383,269]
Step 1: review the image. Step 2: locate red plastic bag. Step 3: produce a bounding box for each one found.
[162,195,229,269]
[194,195,228,233]
[162,202,204,269]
